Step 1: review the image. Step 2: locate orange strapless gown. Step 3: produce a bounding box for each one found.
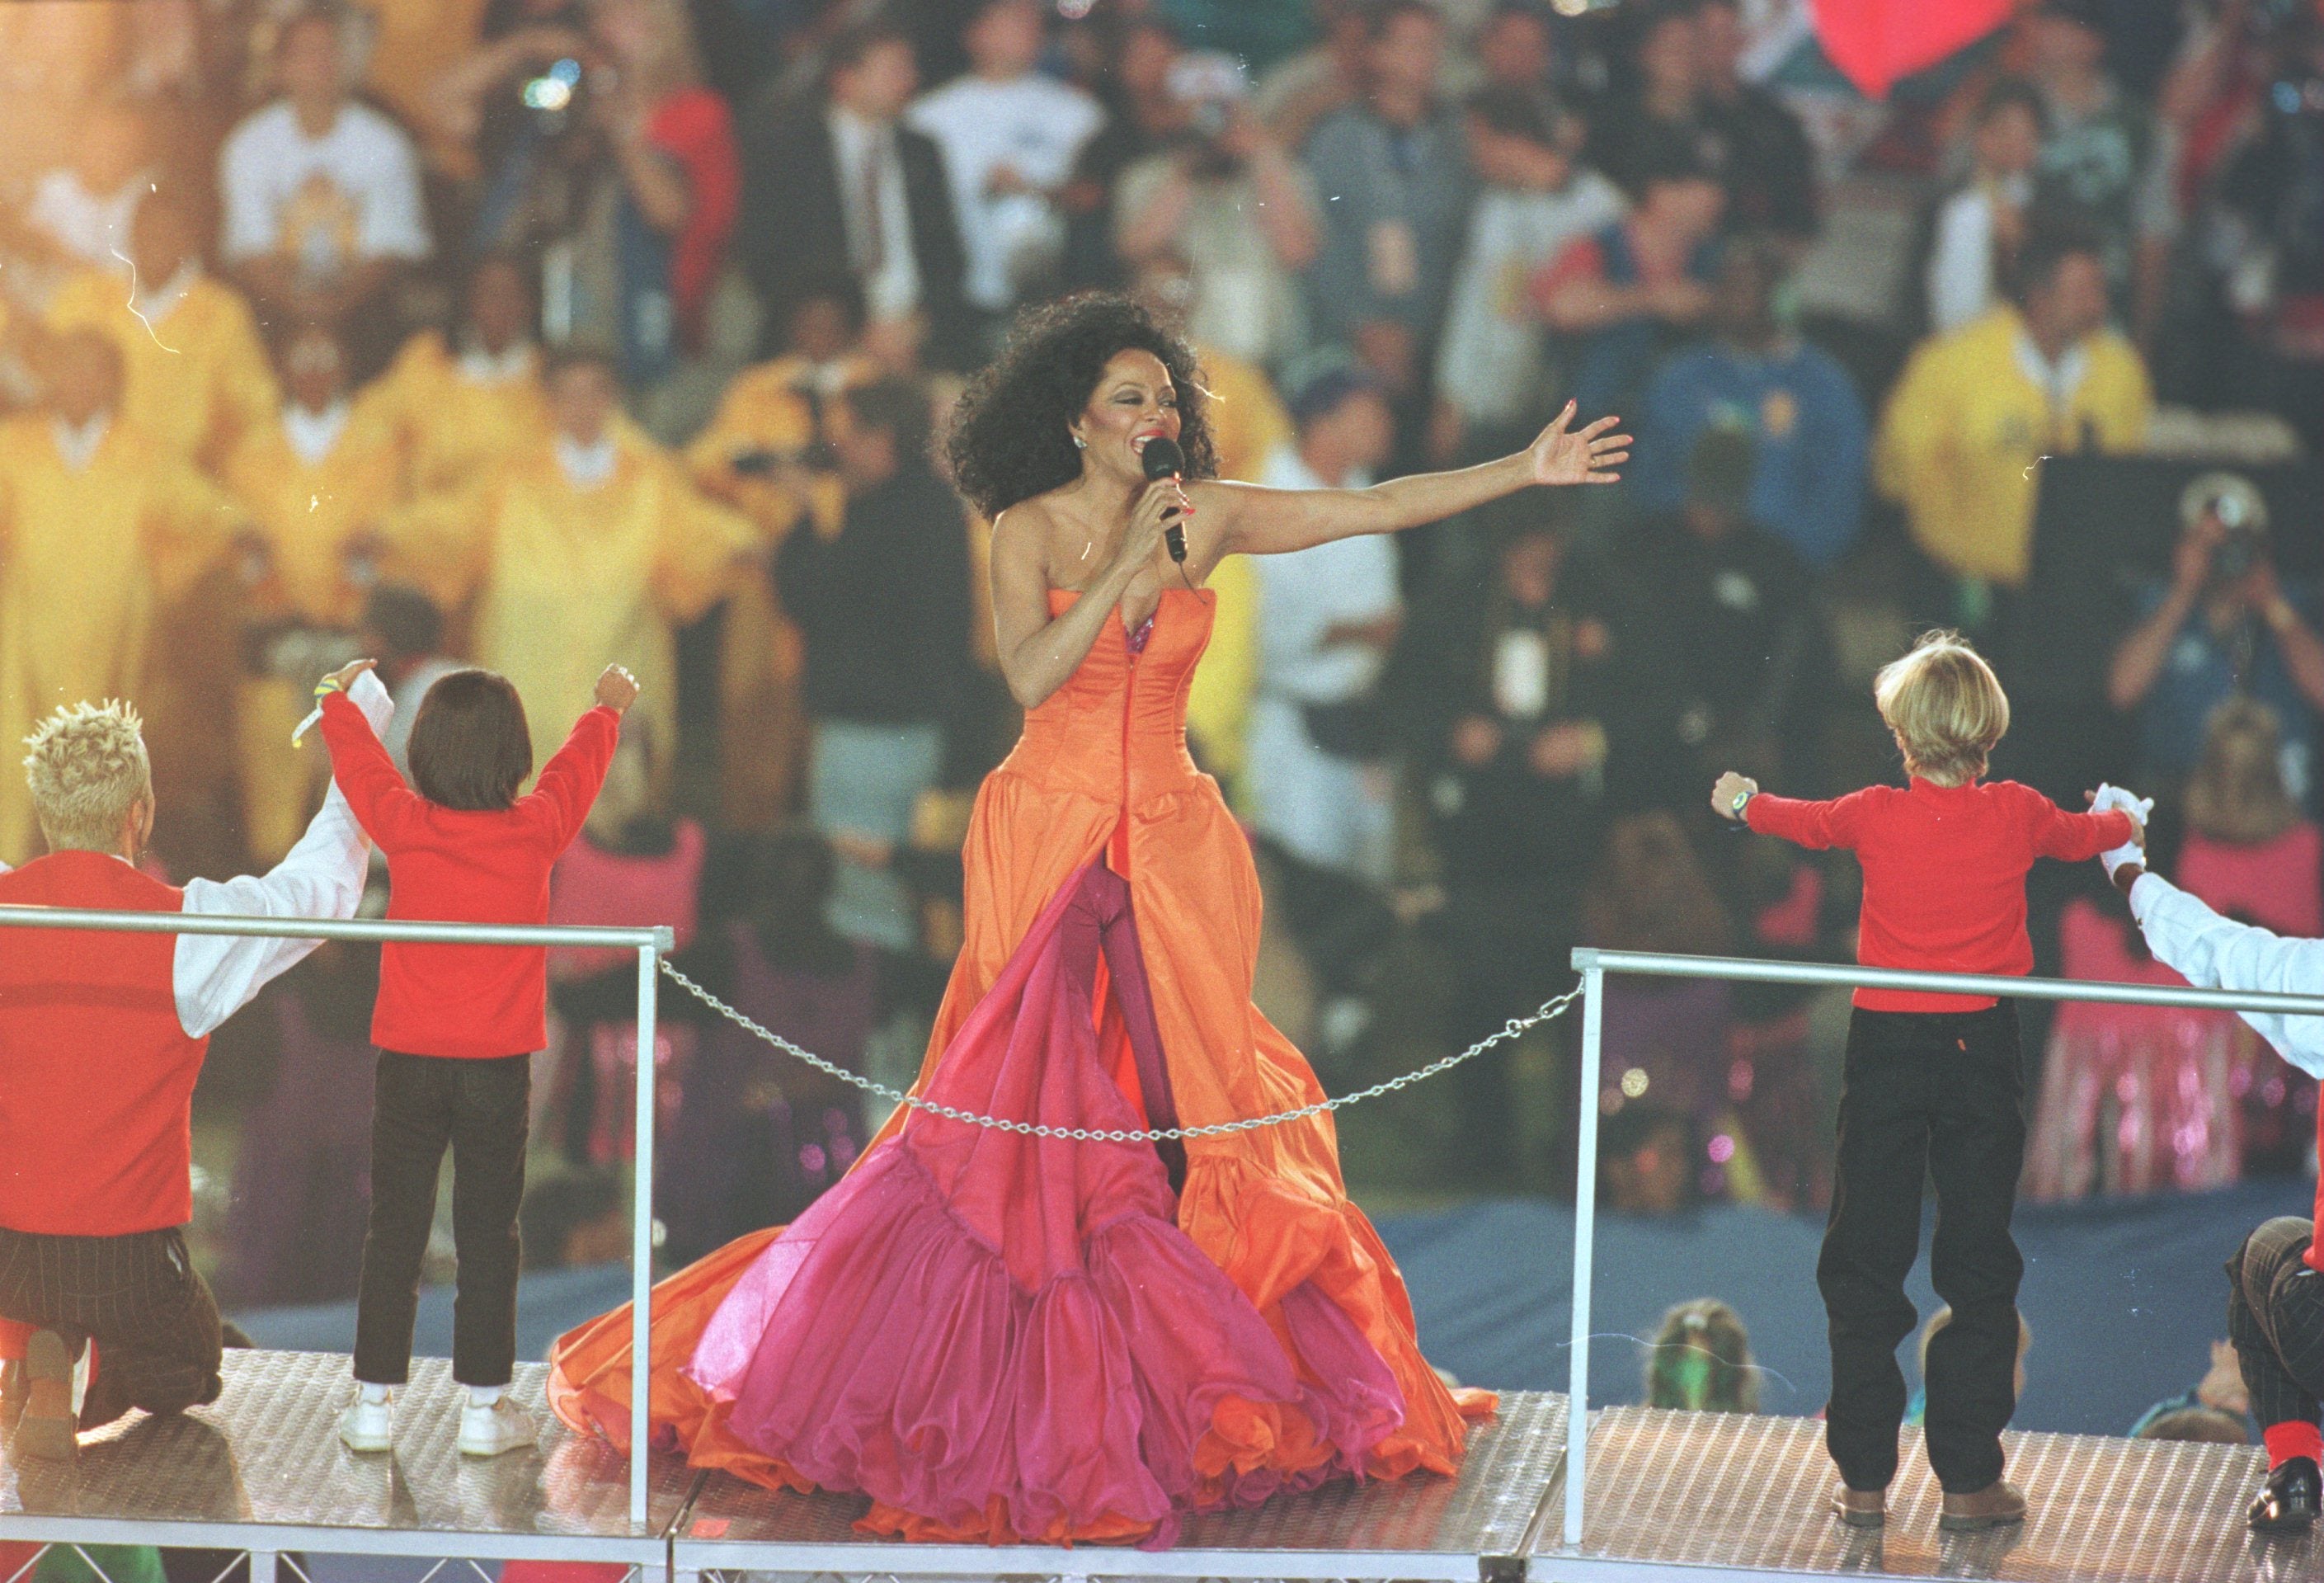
[548,587,1489,1542]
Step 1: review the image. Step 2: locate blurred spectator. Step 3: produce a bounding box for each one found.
[1059,19,1187,292]
[1305,1,1475,412]
[2128,1340,2256,1443]
[1243,369,1404,1053]
[1587,0,1705,203]
[1535,134,1724,416]
[1625,429,1830,792]
[1644,1298,1758,1411]
[1600,1102,1700,1213]
[2108,491,2324,799]
[548,725,707,1163]
[655,829,877,1261]
[459,0,739,388]
[1247,367,1403,887]
[2205,8,2324,450]
[223,323,405,861]
[1431,87,1625,462]
[1116,54,1320,374]
[0,329,238,863]
[370,256,551,504]
[222,925,382,1307]
[1875,218,2151,592]
[1405,514,1670,1181]
[1475,1,1555,96]
[1587,813,1739,1181]
[359,584,460,775]
[2136,1406,2252,1444]
[774,379,972,953]
[518,1169,630,1270]
[1693,0,1817,242]
[19,98,151,283]
[2028,889,2246,1199]
[400,346,751,766]
[737,21,972,370]
[1631,237,1868,568]
[219,7,430,354]
[2030,703,2317,1199]
[2021,0,2178,344]
[1254,0,1372,151]
[906,0,1105,335]
[1925,80,2046,336]
[1905,1306,2031,1427]
[42,189,278,476]
[2181,700,2324,933]
[689,278,877,830]
[1127,255,1293,795]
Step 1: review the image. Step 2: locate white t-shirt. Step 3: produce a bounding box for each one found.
[1926,175,2029,335]
[1435,171,1626,427]
[30,169,145,271]
[219,100,431,270]
[906,72,1104,312]
[1253,446,1402,705]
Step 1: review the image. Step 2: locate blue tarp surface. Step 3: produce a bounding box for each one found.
[234,1180,2304,1439]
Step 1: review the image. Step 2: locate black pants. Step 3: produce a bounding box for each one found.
[0,1225,223,1428]
[2228,1217,2324,1435]
[1819,1004,2025,1494]
[354,1049,530,1387]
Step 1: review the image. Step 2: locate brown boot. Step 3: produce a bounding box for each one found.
[15,1331,78,1462]
[1832,1485,1885,1528]
[1939,1479,2026,1533]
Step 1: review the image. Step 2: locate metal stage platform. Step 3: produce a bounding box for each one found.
[2,1353,2312,1583]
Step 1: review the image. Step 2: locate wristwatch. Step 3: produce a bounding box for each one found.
[1730,788,1755,819]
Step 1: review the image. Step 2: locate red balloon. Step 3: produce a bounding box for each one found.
[1811,0,2021,99]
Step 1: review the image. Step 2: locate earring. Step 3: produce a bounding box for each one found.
[1071,434,1087,450]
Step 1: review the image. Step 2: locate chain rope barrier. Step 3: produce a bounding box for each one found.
[658,959,1585,1143]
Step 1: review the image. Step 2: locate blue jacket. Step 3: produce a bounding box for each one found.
[1633,337,1870,568]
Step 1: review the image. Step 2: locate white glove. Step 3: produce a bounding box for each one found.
[2092,781,2152,880]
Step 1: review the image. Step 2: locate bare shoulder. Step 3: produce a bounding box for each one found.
[988,501,1057,587]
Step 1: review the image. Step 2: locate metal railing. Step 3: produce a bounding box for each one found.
[0,903,676,1534]
[1559,945,2324,1552]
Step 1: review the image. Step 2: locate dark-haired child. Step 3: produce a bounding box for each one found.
[316,656,637,1457]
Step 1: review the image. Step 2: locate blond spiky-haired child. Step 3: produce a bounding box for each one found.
[1710,632,2137,1535]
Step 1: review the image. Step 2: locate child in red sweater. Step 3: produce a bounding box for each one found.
[1713,632,2135,1535]
[315,656,637,1458]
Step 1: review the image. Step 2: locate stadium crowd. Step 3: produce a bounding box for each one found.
[2,0,2324,1314]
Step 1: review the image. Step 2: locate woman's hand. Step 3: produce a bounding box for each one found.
[595,665,641,714]
[1712,770,1757,821]
[1527,401,1630,487]
[1113,478,1188,573]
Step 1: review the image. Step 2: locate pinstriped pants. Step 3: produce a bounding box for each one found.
[0,1225,223,1429]
[2229,1217,2324,1433]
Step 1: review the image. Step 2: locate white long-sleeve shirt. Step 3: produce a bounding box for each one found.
[2129,869,2324,1077]
[0,668,390,1039]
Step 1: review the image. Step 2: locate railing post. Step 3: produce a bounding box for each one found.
[1564,958,1605,1551]
[629,941,659,1531]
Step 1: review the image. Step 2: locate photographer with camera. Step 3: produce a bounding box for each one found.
[443,0,736,392]
[2109,476,2324,803]
[1113,51,1320,375]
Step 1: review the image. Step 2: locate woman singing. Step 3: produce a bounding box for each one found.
[548,295,1626,1544]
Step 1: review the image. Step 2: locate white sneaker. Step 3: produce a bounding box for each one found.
[456,1396,537,1458]
[340,1392,394,1453]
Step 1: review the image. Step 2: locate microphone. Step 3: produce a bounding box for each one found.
[1141,436,1188,563]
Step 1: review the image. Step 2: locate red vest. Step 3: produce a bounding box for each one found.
[0,853,203,1236]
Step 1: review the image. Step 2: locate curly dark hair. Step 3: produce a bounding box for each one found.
[945,294,1219,519]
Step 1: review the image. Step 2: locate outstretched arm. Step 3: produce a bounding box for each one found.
[1203,402,1629,560]
[2125,869,2324,1078]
